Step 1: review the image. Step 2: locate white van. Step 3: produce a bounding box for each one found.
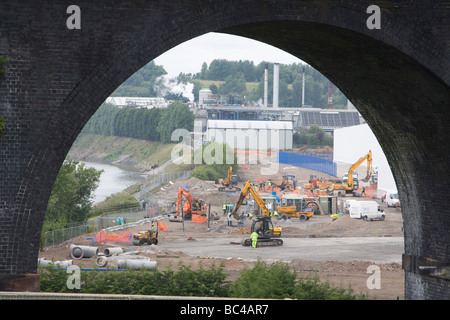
[349,200,385,221]
[385,190,400,207]
[344,200,358,214]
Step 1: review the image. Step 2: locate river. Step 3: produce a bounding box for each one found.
[81,161,148,204]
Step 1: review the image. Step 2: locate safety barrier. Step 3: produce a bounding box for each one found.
[192,214,207,224]
[278,152,337,177]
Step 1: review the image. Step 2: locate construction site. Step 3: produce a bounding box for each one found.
[39,153,405,300]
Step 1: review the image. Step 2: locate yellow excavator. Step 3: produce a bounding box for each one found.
[230,180,283,247]
[330,150,373,196]
[217,166,241,192]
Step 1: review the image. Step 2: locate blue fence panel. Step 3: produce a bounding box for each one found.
[278,152,337,177]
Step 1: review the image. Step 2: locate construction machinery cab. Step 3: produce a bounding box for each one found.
[218,166,241,191]
[133,220,159,246]
[240,216,283,246]
[176,186,208,220]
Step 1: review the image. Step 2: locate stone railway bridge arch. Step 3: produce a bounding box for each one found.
[0,1,449,299]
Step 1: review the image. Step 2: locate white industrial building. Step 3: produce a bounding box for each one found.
[105,96,167,108]
[206,119,293,151]
[333,123,397,197]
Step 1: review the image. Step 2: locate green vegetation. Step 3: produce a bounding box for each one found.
[294,125,333,148]
[42,160,102,242]
[112,59,348,109]
[81,101,194,144]
[89,191,140,218]
[70,134,176,167]
[157,102,195,143]
[112,61,167,97]
[232,261,365,300]
[39,260,366,299]
[191,142,238,181]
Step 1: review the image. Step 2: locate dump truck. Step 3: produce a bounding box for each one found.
[277,194,319,221]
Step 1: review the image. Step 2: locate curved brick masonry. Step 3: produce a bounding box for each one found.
[0,1,449,298]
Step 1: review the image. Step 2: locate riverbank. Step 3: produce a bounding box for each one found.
[68,133,178,173]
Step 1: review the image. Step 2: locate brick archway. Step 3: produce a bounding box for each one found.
[0,1,449,298]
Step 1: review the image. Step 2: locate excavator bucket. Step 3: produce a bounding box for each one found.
[361,174,371,183]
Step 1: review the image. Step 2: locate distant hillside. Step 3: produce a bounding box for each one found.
[112,59,349,109]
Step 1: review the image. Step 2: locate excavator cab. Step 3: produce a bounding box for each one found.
[252,216,281,237]
[241,216,283,246]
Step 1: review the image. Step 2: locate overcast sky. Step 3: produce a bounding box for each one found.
[154,32,306,78]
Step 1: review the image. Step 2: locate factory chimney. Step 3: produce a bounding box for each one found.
[273,63,279,108]
[328,80,333,109]
[302,66,305,107]
[264,63,268,108]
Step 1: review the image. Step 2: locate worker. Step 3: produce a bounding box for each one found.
[361,186,366,196]
[227,211,232,226]
[273,210,279,218]
[251,231,258,248]
[150,221,157,238]
[247,211,253,219]
[222,202,227,215]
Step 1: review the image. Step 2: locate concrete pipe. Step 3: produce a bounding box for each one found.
[118,259,157,270]
[95,256,109,267]
[69,244,99,259]
[103,247,123,256]
[38,258,73,267]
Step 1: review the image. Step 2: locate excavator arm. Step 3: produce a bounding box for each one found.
[230,181,270,220]
[347,150,372,187]
[223,166,233,185]
[176,186,192,214]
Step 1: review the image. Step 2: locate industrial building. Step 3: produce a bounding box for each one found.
[206,119,293,151]
[105,96,167,108]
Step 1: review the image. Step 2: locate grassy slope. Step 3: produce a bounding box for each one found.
[68,134,177,169]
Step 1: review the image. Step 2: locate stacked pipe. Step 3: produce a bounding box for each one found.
[69,244,99,259]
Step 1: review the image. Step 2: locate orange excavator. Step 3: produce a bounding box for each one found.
[175,186,208,220]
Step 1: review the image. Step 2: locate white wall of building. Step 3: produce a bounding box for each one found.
[206,120,293,151]
[333,124,397,197]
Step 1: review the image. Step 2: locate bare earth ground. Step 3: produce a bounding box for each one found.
[39,164,405,300]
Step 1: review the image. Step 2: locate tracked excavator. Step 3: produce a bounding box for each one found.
[217,166,241,192]
[330,150,373,196]
[175,186,208,220]
[230,180,283,247]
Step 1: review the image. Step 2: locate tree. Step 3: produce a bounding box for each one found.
[42,160,102,234]
[192,142,238,181]
[219,73,247,96]
[199,62,208,79]
[158,102,195,144]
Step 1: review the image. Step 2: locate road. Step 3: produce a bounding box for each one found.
[158,236,404,264]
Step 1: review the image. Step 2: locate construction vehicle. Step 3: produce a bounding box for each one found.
[230,180,283,247]
[277,194,319,221]
[175,186,208,220]
[329,150,373,196]
[217,166,241,192]
[270,174,297,191]
[133,220,159,245]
